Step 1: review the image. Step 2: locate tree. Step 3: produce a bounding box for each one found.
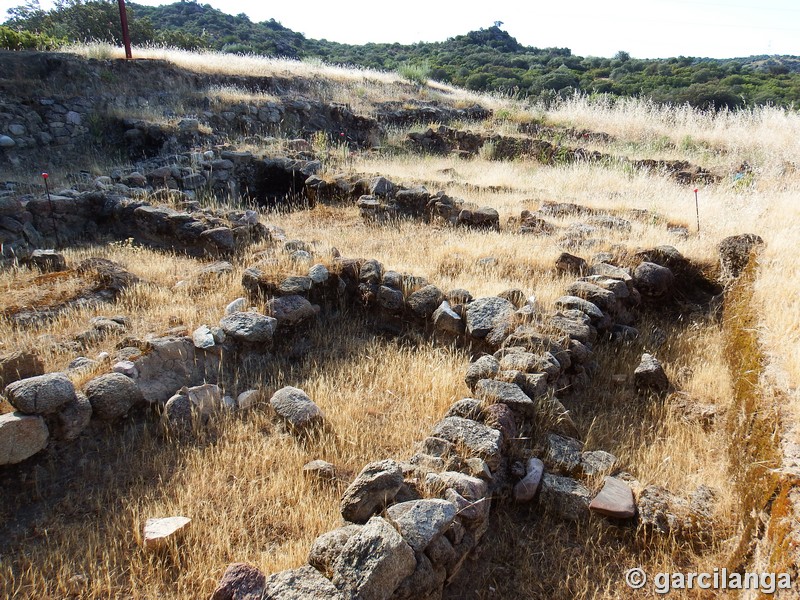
[614,50,630,63]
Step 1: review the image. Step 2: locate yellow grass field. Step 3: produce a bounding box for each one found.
[0,45,798,599]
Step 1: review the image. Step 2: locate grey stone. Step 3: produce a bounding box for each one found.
[309,264,330,284]
[633,262,674,300]
[269,386,324,433]
[5,373,76,415]
[484,402,518,442]
[445,398,484,421]
[513,457,544,502]
[192,325,216,349]
[580,450,617,477]
[53,391,92,441]
[438,471,489,502]
[309,524,362,574]
[464,355,499,392]
[718,233,764,281]
[0,412,48,464]
[431,301,464,335]
[589,477,636,519]
[385,499,457,552]
[224,297,247,315]
[184,383,222,415]
[390,551,445,600]
[267,295,316,327]
[360,259,384,285]
[545,433,584,475]
[458,206,499,230]
[465,297,514,339]
[564,281,617,312]
[637,485,688,534]
[0,350,44,388]
[539,473,591,522]
[220,311,276,343]
[199,227,235,254]
[406,285,445,319]
[303,459,337,482]
[341,459,404,523]
[263,565,343,599]
[550,314,595,344]
[332,516,416,600]
[236,389,260,409]
[377,286,404,311]
[370,176,396,198]
[425,535,458,576]
[634,353,670,393]
[164,393,193,436]
[279,276,313,295]
[473,379,536,416]
[23,249,67,273]
[0,135,15,148]
[430,416,502,470]
[84,372,143,421]
[499,351,557,376]
[555,252,588,275]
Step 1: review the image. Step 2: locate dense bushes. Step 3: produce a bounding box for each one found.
[0,25,61,50]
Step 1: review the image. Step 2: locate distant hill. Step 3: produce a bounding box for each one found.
[4,0,800,109]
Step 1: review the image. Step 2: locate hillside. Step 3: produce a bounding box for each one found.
[3,0,800,108]
[0,45,798,599]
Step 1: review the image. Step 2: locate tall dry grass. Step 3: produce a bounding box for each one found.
[1,50,799,599]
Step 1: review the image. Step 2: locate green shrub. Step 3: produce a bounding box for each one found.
[397,61,431,85]
[0,26,62,50]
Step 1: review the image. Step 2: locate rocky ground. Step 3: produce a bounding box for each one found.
[0,48,798,599]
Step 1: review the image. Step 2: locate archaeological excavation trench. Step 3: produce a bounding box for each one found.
[1,148,794,599]
[1,53,798,600]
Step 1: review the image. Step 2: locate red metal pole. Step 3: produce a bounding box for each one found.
[117,0,132,59]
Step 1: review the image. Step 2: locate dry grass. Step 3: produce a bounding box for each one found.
[2,52,799,599]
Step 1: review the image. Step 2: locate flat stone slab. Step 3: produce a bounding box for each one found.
[219,311,276,343]
[589,476,636,519]
[143,516,191,550]
[473,379,536,416]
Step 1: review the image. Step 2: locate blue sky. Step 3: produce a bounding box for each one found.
[2,0,799,59]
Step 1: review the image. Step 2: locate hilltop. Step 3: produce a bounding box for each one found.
[3,1,800,108]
